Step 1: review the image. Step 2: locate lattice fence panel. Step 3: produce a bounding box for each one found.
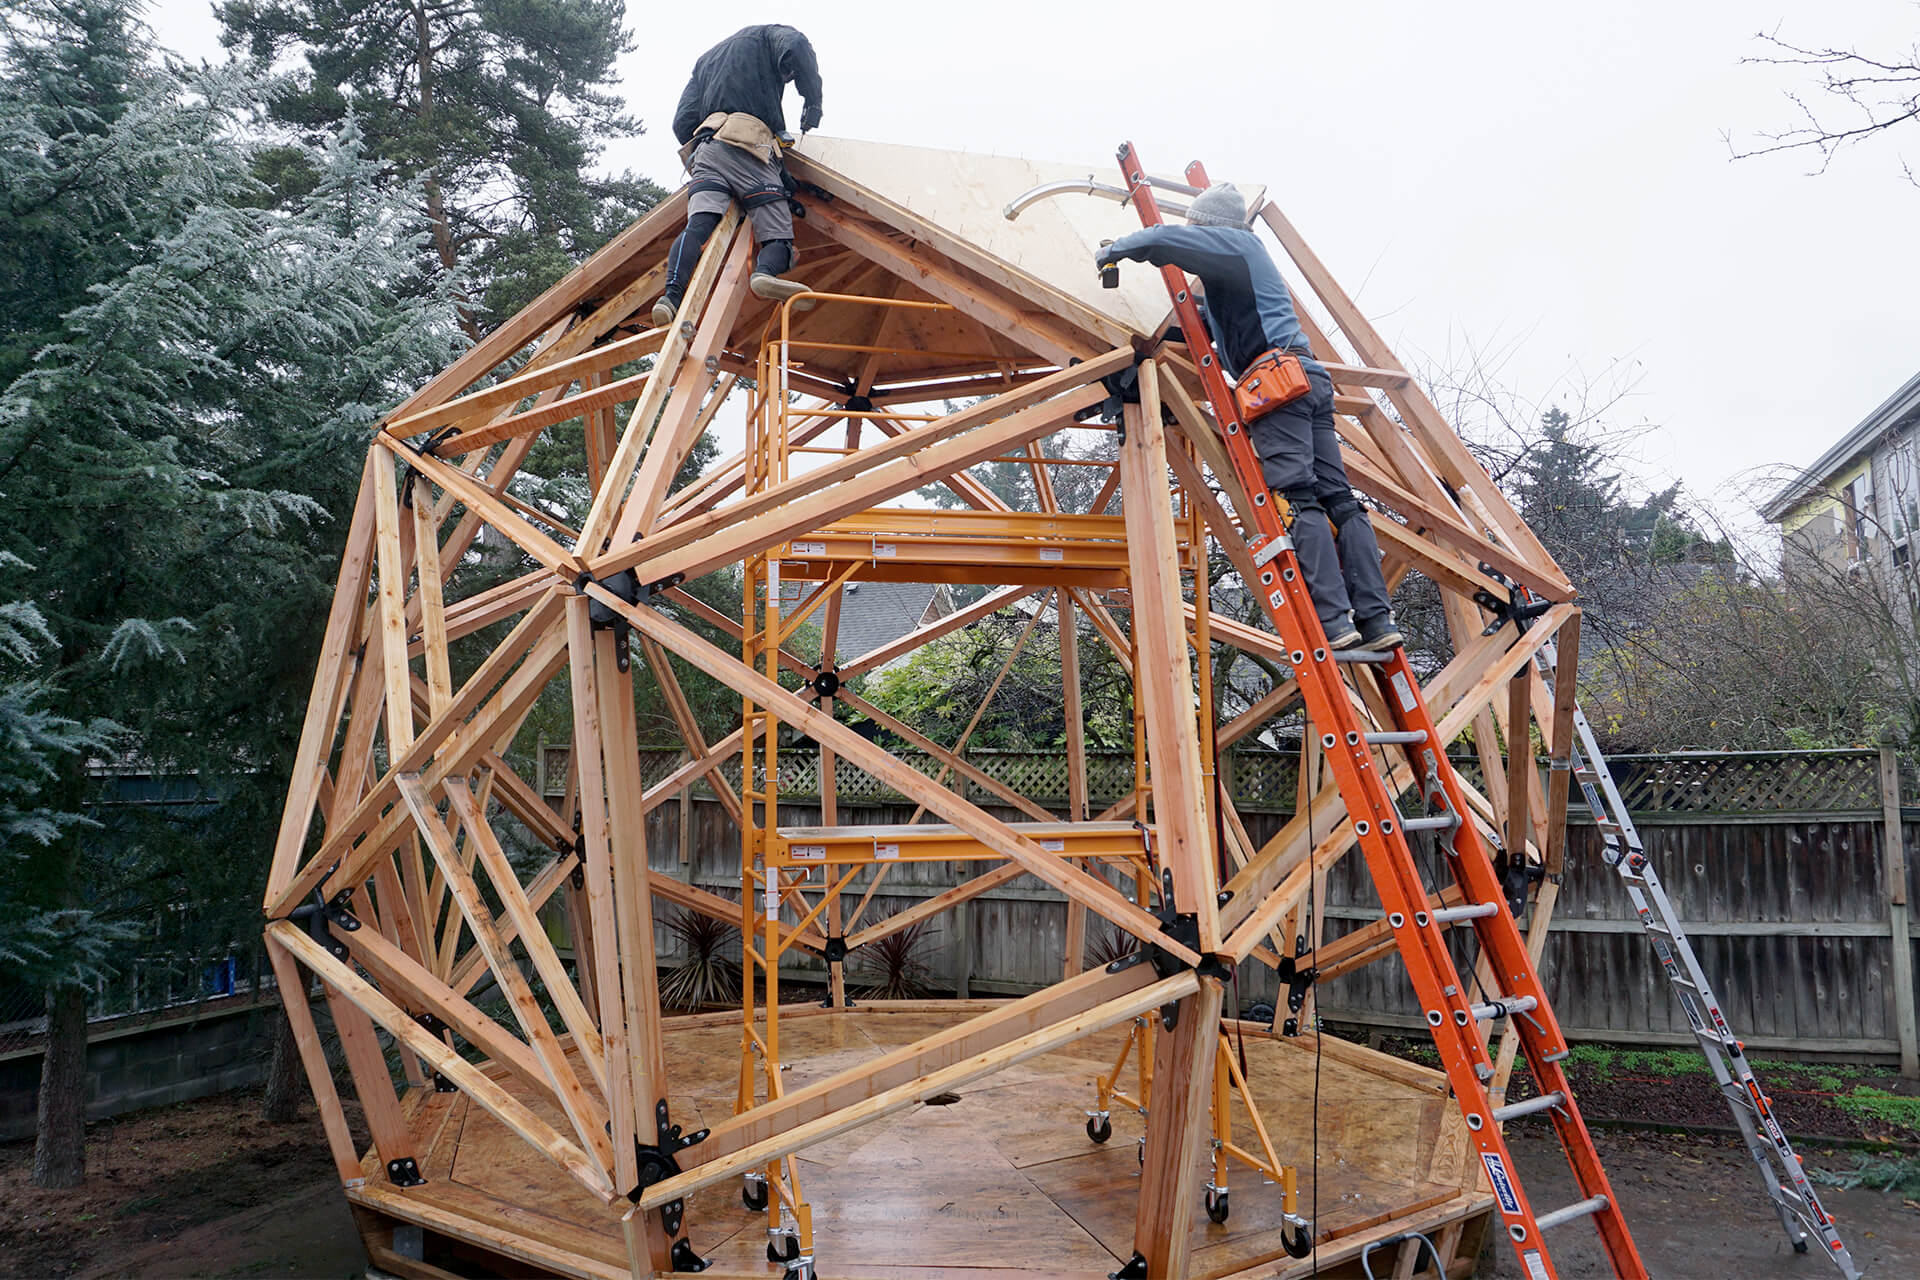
[1605,750,1881,815]
[544,743,1886,817]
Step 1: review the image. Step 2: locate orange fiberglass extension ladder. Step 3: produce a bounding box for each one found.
[1112,140,1646,1280]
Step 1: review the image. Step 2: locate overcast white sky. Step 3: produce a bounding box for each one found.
[146,0,1920,525]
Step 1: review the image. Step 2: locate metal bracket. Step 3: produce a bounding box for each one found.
[1472,562,1554,637]
[549,834,587,890]
[1276,938,1318,1037]
[411,1012,460,1091]
[565,813,587,889]
[1103,871,1232,1025]
[386,1156,425,1187]
[1251,535,1294,568]
[669,1238,710,1272]
[1109,1251,1149,1280]
[627,1098,710,1237]
[582,568,643,671]
[288,882,360,961]
[399,424,460,497]
[810,669,840,699]
[414,424,459,458]
[1493,846,1545,917]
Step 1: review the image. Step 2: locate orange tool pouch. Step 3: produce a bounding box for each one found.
[1233,348,1312,421]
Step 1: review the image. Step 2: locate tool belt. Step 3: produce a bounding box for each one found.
[679,111,781,168]
[1233,347,1313,421]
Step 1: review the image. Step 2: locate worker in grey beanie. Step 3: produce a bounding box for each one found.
[1183,181,1248,227]
[1095,185,1402,651]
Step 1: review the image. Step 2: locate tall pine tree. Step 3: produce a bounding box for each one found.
[216,0,664,329]
[0,0,463,1186]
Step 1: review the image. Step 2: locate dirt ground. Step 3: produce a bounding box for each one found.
[1,1086,1916,1279]
[0,1090,369,1279]
[1489,1125,1920,1279]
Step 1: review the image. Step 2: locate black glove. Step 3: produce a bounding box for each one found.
[801,102,822,131]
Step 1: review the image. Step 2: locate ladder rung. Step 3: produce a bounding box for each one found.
[1491,1091,1565,1123]
[1471,995,1538,1022]
[1401,813,1459,833]
[1534,1194,1610,1232]
[1331,648,1393,664]
[1694,1026,1738,1050]
[1432,902,1499,924]
[1364,730,1428,746]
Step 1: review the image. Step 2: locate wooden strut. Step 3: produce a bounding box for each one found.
[262,144,1611,1280]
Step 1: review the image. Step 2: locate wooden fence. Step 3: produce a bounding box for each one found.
[538,745,1918,1069]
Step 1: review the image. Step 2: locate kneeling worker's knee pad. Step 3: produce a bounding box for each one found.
[1280,488,1325,523]
[754,238,793,277]
[1324,491,1366,529]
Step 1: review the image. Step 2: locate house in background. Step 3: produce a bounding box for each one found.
[781,579,956,673]
[1763,370,1920,574]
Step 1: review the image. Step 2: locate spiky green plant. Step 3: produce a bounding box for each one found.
[1084,928,1138,971]
[851,916,937,1000]
[659,909,739,1012]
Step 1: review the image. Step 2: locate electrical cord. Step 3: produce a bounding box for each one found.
[1360,1230,1441,1279]
[1306,740,1321,1278]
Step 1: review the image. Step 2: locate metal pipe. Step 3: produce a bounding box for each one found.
[1003,177,1193,222]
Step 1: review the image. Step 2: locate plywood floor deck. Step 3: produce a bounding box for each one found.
[348,1008,1492,1280]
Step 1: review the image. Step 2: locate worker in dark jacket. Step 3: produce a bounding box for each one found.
[1096,183,1401,651]
[653,24,824,326]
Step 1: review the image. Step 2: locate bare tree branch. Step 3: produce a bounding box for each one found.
[1728,26,1920,182]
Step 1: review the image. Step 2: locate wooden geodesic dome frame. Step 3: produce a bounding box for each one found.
[264,137,1589,1280]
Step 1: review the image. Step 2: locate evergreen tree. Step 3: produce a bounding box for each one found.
[0,0,462,1186]
[216,0,665,329]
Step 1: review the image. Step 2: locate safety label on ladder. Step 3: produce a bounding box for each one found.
[1040,547,1064,562]
[1481,1152,1522,1215]
[792,845,826,861]
[874,842,900,860]
[1391,671,1418,714]
[1522,1251,1550,1280]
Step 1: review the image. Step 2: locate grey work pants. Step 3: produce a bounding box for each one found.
[1245,363,1393,633]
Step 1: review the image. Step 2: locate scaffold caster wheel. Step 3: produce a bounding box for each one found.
[1086,1114,1112,1144]
[769,1236,801,1264]
[783,1262,814,1280]
[1794,1241,1810,1254]
[1205,1188,1230,1223]
[1282,1225,1313,1259]
[742,1178,768,1211]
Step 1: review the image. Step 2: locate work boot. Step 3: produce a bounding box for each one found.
[1357,613,1404,651]
[1325,617,1363,650]
[650,292,680,327]
[750,272,810,303]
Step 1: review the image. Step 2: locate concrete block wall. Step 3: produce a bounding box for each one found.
[0,999,278,1140]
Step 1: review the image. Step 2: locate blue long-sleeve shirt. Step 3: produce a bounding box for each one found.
[1102,224,1312,379]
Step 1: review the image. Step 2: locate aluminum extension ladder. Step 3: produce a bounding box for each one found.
[1115,141,1648,1280]
[1525,636,1864,1278]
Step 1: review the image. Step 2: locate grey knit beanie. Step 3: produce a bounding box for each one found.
[1185,182,1248,227]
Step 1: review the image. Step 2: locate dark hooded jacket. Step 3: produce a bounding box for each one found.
[672,25,823,144]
